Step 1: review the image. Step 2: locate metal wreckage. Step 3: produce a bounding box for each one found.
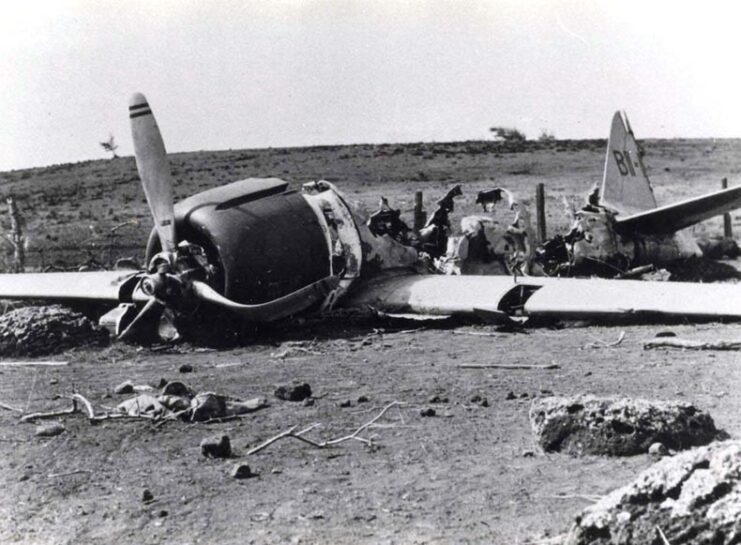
[0,96,740,343]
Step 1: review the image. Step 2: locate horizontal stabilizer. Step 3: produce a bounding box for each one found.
[615,184,741,235]
[0,270,140,302]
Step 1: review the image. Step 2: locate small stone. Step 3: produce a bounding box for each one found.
[35,422,65,437]
[655,330,677,338]
[648,442,668,458]
[470,394,489,407]
[179,364,193,373]
[523,450,535,458]
[141,488,154,503]
[49,378,58,385]
[428,395,449,404]
[520,392,530,399]
[114,380,134,395]
[420,407,436,417]
[338,400,352,408]
[357,395,370,403]
[302,398,315,407]
[156,509,168,518]
[506,391,517,400]
[271,468,282,474]
[200,434,232,458]
[231,463,254,479]
[274,382,312,402]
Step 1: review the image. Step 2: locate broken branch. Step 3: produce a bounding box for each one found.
[451,330,498,338]
[458,363,559,370]
[583,330,625,349]
[0,361,68,367]
[21,399,78,422]
[248,402,401,455]
[0,401,22,413]
[643,338,741,351]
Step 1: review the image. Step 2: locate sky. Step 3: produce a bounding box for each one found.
[2,0,741,170]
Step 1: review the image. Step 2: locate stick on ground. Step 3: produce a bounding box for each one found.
[644,338,741,351]
[458,363,559,370]
[248,401,401,455]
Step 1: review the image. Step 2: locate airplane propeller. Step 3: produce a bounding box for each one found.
[125,92,340,341]
[129,93,177,256]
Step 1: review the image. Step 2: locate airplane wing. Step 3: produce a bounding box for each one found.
[0,270,141,303]
[346,274,741,321]
[614,185,741,235]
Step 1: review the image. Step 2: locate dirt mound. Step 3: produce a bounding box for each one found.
[530,396,725,456]
[0,304,109,356]
[565,440,741,545]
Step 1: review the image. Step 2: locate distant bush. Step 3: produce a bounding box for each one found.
[489,127,527,142]
[538,130,556,142]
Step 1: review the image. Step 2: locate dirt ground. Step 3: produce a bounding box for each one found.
[1,319,740,545]
[0,138,740,544]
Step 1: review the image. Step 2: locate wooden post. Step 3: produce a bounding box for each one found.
[6,197,25,273]
[413,190,426,232]
[722,178,733,239]
[535,183,546,243]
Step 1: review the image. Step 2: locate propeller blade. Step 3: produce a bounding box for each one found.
[191,276,340,322]
[117,297,163,341]
[129,93,177,254]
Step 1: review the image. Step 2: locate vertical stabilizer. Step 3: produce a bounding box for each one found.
[599,111,657,215]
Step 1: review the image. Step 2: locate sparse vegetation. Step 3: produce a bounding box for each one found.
[489,126,527,142]
[538,129,556,142]
[99,134,119,159]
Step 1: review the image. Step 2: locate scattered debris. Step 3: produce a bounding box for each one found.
[470,394,489,407]
[338,400,352,408]
[428,394,449,404]
[113,380,134,395]
[0,305,108,357]
[530,396,725,456]
[247,401,402,455]
[200,434,232,458]
[34,422,65,437]
[357,395,370,403]
[582,331,625,350]
[459,363,559,370]
[230,463,254,479]
[420,407,436,417]
[564,440,741,545]
[274,382,312,402]
[644,338,741,351]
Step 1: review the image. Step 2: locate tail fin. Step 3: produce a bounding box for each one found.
[599,111,657,215]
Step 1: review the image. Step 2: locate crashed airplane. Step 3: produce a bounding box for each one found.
[0,95,739,342]
[536,111,741,276]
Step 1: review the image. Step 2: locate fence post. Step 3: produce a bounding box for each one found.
[722,178,733,239]
[6,196,25,273]
[413,190,426,232]
[535,183,546,243]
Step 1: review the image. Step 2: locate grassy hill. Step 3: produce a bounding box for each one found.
[0,138,739,270]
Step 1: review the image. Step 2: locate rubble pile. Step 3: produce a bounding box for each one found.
[116,380,268,422]
[530,396,725,456]
[0,305,109,356]
[565,440,741,545]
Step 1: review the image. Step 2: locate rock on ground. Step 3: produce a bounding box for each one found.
[0,305,109,357]
[565,440,741,545]
[530,396,725,456]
